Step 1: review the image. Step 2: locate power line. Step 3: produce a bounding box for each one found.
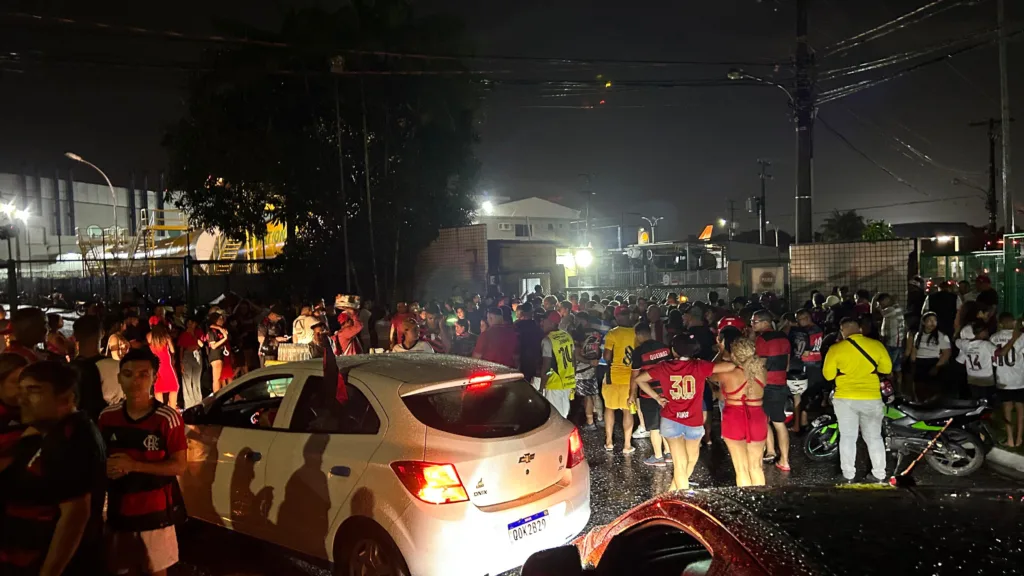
[819,26,996,81]
[769,194,983,219]
[1,11,784,69]
[818,26,1024,104]
[818,115,934,196]
[823,0,977,57]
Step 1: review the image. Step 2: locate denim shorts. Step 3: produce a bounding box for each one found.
[660,417,705,441]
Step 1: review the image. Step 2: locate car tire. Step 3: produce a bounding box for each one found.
[334,520,410,576]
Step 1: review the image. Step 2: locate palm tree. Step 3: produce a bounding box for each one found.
[820,210,866,242]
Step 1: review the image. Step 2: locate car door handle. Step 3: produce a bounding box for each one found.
[330,466,351,477]
[244,451,263,462]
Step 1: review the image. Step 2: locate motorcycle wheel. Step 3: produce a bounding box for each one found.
[804,421,840,461]
[923,431,985,476]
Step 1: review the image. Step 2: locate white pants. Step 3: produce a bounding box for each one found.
[833,398,887,481]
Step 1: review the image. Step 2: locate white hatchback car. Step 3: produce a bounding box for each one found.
[179,354,591,576]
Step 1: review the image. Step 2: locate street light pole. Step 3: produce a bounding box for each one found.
[641,216,664,243]
[65,152,118,242]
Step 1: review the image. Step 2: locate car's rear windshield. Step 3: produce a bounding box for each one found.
[402,379,551,438]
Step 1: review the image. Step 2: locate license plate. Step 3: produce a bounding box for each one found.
[812,415,831,428]
[508,510,549,544]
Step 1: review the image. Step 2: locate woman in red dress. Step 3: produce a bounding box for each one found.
[147,321,179,409]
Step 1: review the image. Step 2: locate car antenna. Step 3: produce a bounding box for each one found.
[888,417,955,488]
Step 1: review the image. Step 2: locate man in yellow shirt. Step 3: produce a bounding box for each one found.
[603,306,637,453]
[822,317,892,483]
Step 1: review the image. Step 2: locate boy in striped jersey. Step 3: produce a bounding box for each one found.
[99,348,187,576]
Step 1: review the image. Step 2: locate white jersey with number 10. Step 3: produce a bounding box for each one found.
[989,329,1024,389]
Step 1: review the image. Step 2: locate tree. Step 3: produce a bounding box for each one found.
[819,210,865,242]
[163,1,479,301]
[861,219,895,241]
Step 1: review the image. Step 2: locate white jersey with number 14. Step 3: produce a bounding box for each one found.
[989,329,1024,389]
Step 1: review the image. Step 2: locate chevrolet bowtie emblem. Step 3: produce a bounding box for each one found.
[518,453,535,464]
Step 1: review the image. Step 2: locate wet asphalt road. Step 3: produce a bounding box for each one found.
[171,417,1017,576]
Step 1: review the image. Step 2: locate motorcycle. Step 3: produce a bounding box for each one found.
[804,381,991,476]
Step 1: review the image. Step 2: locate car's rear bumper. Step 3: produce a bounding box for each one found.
[392,462,591,576]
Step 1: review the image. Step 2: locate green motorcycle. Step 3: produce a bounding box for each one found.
[804,390,991,476]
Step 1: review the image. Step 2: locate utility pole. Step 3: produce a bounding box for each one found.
[794,0,816,244]
[970,119,1001,235]
[998,0,1014,233]
[727,199,737,240]
[331,68,352,292]
[579,173,594,245]
[758,159,772,245]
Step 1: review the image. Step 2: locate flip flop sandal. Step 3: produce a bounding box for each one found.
[775,462,791,472]
[763,453,777,463]
[622,446,636,455]
[605,444,614,452]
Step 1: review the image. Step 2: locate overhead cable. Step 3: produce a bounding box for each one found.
[823,0,974,57]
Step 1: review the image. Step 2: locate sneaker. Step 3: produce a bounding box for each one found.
[632,427,650,439]
[664,452,673,463]
[582,423,597,432]
[643,456,667,467]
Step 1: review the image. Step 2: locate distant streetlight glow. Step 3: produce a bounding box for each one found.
[718,218,727,227]
[575,248,593,268]
[14,208,30,224]
[481,200,494,215]
[936,235,953,244]
[1,203,14,217]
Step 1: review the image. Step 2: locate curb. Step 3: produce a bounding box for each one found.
[985,447,1024,481]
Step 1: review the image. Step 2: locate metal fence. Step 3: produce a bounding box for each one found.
[0,257,285,308]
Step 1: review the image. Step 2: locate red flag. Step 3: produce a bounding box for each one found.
[321,332,348,404]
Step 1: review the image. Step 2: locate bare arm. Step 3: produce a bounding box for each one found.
[539,357,552,390]
[110,450,187,478]
[936,348,951,368]
[39,494,92,576]
[633,371,663,404]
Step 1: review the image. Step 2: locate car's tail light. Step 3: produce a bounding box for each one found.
[391,461,469,504]
[567,428,585,469]
[466,372,495,391]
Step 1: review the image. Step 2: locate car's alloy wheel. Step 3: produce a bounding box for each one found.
[349,537,400,576]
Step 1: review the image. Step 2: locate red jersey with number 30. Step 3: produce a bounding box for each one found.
[644,359,714,427]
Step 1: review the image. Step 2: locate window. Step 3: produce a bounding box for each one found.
[547,223,554,231]
[402,379,551,439]
[498,223,513,231]
[200,375,294,428]
[289,376,380,435]
[514,224,532,237]
[221,375,294,407]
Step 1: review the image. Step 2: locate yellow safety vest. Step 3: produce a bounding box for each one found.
[546,330,576,391]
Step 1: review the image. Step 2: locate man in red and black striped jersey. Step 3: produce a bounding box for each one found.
[629,322,673,466]
[98,348,187,576]
[0,361,106,576]
[5,308,48,364]
[752,310,792,472]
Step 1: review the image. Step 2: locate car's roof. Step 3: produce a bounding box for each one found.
[291,354,521,387]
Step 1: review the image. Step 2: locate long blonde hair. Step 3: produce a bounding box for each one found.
[729,338,766,384]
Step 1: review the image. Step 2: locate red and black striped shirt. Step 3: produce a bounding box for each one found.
[632,339,672,398]
[0,412,106,576]
[98,401,187,532]
[756,331,791,386]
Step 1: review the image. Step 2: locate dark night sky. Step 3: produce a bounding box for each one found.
[1,0,1022,242]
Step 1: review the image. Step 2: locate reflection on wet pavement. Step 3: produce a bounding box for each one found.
[172,419,1017,576]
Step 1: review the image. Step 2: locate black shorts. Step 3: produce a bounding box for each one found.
[762,385,788,423]
[998,388,1024,403]
[639,397,661,429]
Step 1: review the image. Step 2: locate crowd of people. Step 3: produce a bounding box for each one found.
[0,272,1017,575]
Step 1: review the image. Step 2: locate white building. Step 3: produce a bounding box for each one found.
[0,170,170,260]
[472,197,582,246]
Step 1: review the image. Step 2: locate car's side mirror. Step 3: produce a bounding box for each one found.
[522,545,583,576]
